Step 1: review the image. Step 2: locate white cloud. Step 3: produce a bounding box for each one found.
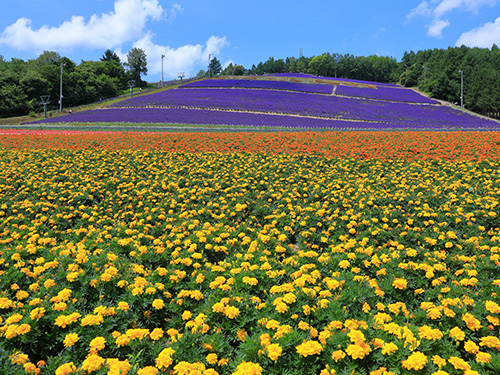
[427,19,451,38]
[407,0,499,38]
[456,16,500,46]
[132,34,229,80]
[406,1,433,19]
[434,0,498,17]
[168,3,184,22]
[0,0,165,52]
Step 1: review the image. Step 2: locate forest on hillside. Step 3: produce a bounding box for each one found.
[0,49,147,118]
[1,45,500,119]
[242,45,500,116]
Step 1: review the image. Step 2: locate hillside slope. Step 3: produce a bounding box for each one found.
[24,73,500,130]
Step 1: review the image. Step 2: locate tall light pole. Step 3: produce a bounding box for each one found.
[161,54,165,87]
[208,53,211,77]
[59,63,65,112]
[459,70,464,108]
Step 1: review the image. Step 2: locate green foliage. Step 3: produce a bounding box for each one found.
[0,50,129,118]
[125,48,148,87]
[208,57,222,77]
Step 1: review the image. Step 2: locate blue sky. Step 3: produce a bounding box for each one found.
[1,0,500,81]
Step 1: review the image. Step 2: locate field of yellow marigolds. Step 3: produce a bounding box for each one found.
[1,130,500,375]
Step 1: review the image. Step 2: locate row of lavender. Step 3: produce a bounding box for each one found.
[180,76,438,104]
[24,108,493,130]
[270,72,400,87]
[336,85,439,104]
[180,79,334,94]
[107,88,497,129]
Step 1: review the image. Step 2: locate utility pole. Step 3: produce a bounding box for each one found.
[208,54,211,77]
[59,63,65,112]
[161,54,165,87]
[459,70,464,108]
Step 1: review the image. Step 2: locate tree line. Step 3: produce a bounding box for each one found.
[1,45,499,118]
[194,45,500,117]
[0,48,147,118]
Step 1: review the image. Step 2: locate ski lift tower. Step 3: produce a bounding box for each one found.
[178,72,185,84]
[128,80,136,97]
[40,95,50,119]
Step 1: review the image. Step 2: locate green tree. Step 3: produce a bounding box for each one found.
[221,62,234,76]
[233,64,245,76]
[125,48,148,87]
[208,57,222,77]
[101,49,121,64]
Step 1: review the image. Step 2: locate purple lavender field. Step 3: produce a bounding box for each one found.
[336,85,439,104]
[25,74,500,130]
[179,78,333,94]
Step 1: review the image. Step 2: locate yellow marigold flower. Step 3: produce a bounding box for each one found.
[348,329,366,344]
[242,277,258,286]
[206,353,218,365]
[401,351,428,371]
[150,328,164,341]
[418,325,443,341]
[448,356,471,370]
[283,292,296,304]
[346,342,371,359]
[63,332,79,347]
[259,333,271,347]
[479,335,500,349]
[331,349,346,362]
[432,355,447,367]
[464,340,480,354]
[152,299,164,310]
[338,260,350,269]
[485,300,500,314]
[116,335,131,347]
[10,351,29,365]
[55,362,77,375]
[80,354,105,372]
[320,365,337,375]
[449,326,465,341]
[236,328,247,342]
[126,328,149,340]
[381,342,398,355]
[156,347,175,369]
[275,302,288,313]
[266,343,282,361]
[106,358,131,374]
[362,302,371,313]
[224,306,240,319]
[392,278,407,290]
[431,371,450,375]
[231,361,262,375]
[462,313,481,331]
[81,314,104,327]
[218,358,228,366]
[476,351,491,363]
[296,340,323,357]
[298,321,310,330]
[426,307,442,320]
[117,301,129,311]
[137,366,159,375]
[89,336,106,352]
[6,313,23,325]
[54,313,81,328]
[15,323,31,336]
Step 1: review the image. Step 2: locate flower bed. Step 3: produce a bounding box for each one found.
[0,131,500,374]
